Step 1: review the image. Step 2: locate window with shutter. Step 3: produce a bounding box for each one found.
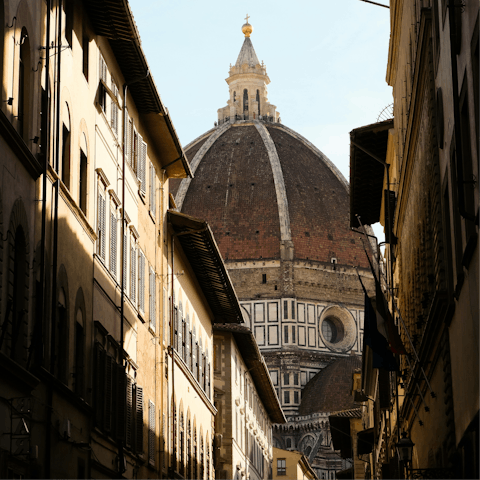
[99,53,107,112]
[111,80,118,135]
[97,190,106,259]
[123,225,128,292]
[116,364,126,441]
[192,328,197,379]
[149,161,156,218]
[105,355,114,432]
[138,250,145,314]
[139,139,147,194]
[130,241,136,304]
[132,130,139,174]
[148,400,155,465]
[202,353,206,390]
[94,343,106,430]
[110,209,117,277]
[135,385,144,454]
[206,362,211,399]
[126,112,132,167]
[163,288,167,344]
[182,319,186,362]
[149,267,156,331]
[186,315,190,370]
[126,376,133,449]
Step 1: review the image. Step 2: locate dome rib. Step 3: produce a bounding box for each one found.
[254,122,292,243]
[176,122,231,211]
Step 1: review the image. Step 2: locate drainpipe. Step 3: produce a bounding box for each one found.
[46,1,62,477]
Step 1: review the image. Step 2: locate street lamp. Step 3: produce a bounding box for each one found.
[396,431,414,464]
[396,432,414,479]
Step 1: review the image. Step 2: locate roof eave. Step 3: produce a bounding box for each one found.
[349,119,393,229]
[168,211,243,323]
[82,0,192,178]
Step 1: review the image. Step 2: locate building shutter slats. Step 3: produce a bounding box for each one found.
[149,267,156,331]
[138,250,145,313]
[123,229,127,292]
[149,161,156,218]
[135,385,144,454]
[131,243,136,304]
[126,115,132,167]
[148,400,155,465]
[126,376,133,449]
[116,364,126,441]
[104,355,114,433]
[94,343,105,430]
[110,210,117,277]
[139,139,147,194]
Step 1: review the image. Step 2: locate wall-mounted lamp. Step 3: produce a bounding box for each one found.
[31,136,39,144]
[395,431,414,465]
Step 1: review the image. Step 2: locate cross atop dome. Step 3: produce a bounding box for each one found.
[242,14,253,37]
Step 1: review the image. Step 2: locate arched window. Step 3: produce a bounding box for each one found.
[200,435,204,480]
[79,133,88,214]
[74,307,85,396]
[256,89,260,116]
[193,421,198,479]
[243,89,248,114]
[186,313,191,370]
[187,415,192,478]
[18,28,30,141]
[206,434,210,480]
[56,287,68,383]
[10,226,27,365]
[233,91,236,103]
[286,437,292,449]
[179,411,185,476]
[61,104,71,189]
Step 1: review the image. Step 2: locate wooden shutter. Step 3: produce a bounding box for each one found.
[206,362,211,399]
[135,385,144,454]
[123,228,127,292]
[127,116,133,168]
[149,267,156,331]
[94,343,105,430]
[130,243,136,303]
[116,363,126,441]
[192,329,197,379]
[149,162,156,218]
[148,400,155,465]
[139,139,147,194]
[110,209,117,277]
[185,316,190,369]
[97,190,106,259]
[138,250,145,313]
[126,376,133,449]
[99,53,107,82]
[104,354,114,432]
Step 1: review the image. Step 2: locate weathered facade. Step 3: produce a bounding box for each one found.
[350,0,478,478]
[171,19,375,478]
[0,1,245,479]
[213,324,285,480]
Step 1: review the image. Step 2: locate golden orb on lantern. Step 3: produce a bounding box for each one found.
[242,14,253,37]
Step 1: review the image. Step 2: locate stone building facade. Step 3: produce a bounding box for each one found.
[0,1,243,479]
[171,19,374,478]
[350,0,479,478]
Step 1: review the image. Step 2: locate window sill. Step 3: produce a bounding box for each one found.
[138,190,146,204]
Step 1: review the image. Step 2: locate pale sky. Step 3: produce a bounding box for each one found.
[128,0,391,241]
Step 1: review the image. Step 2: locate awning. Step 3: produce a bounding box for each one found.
[168,211,243,324]
[349,119,393,228]
[357,427,374,455]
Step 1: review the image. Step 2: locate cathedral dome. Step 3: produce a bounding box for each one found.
[172,122,368,268]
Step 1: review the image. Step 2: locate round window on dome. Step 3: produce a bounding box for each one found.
[321,316,344,344]
[318,306,356,353]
